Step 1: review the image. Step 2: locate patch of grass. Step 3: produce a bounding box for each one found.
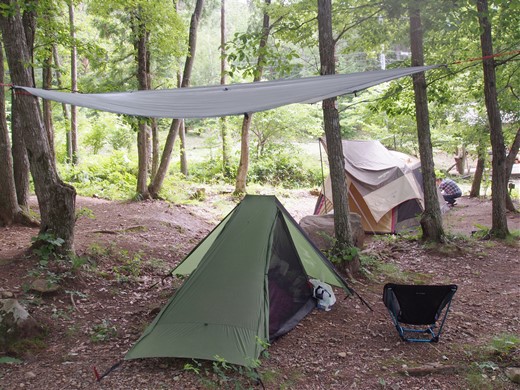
[260,367,304,389]
[471,223,491,240]
[147,257,170,273]
[359,253,432,284]
[87,242,110,257]
[0,357,23,364]
[422,240,467,258]
[90,319,118,342]
[66,324,80,338]
[462,333,519,389]
[504,229,520,246]
[112,250,144,283]
[8,335,47,357]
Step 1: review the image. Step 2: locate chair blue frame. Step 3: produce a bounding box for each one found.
[383,283,458,343]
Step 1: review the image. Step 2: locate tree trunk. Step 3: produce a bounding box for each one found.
[1,3,76,252]
[454,145,466,175]
[148,0,204,198]
[69,1,78,165]
[134,9,151,199]
[0,91,20,225]
[317,0,353,251]
[234,0,270,195]
[11,92,30,208]
[409,2,444,242]
[470,156,486,198]
[9,3,35,208]
[0,41,30,226]
[505,128,519,211]
[220,0,229,172]
[179,120,188,176]
[136,120,151,199]
[150,117,159,180]
[52,45,72,160]
[477,0,509,237]
[235,114,252,194]
[42,53,55,159]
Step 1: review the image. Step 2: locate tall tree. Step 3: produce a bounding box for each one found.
[41,43,54,158]
[316,0,354,253]
[220,0,230,173]
[0,0,76,252]
[9,2,35,208]
[408,1,444,242]
[148,0,205,198]
[234,0,271,195]
[52,44,72,158]
[87,0,184,198]
[505,128,519,211]
[469,126,488,198]
[477,0,509,237]
[0,41,30,226]
[133,5,153,199]
[69,0,78,164]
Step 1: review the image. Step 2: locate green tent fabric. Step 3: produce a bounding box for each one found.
[125,195,351,367]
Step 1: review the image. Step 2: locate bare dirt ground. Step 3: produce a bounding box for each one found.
[0,190,519,390]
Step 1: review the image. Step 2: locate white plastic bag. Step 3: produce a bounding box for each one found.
[309,279,336,311]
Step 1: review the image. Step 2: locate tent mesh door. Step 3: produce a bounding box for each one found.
[268,213,315,341]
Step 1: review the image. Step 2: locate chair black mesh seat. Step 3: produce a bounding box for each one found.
[383,283,457,342]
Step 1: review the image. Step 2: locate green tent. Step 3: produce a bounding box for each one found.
[125,195,352,367]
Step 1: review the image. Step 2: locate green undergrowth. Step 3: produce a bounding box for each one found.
[462,333,519,389]
[359,251,433,285]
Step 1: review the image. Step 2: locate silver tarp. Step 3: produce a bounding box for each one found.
[16,65,438,119]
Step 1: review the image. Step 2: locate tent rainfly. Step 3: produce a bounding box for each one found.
[315,140,446,234]
[15,66,439,119]
[125,195,352,367]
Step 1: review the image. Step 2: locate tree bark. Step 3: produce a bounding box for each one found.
[150,117,159,180]
[505,128,519,211]
[148,0,204,198]
[69,1,78,164]
[52,44,72,159]
[317,0,353,250]
[179,120,188,176]
[234,0,270,195]
[409,2,444,242]
[42,53,55,159]
[0,41,25,226]
[134,8,151,199]
[1,2,76,251]
[477,0,509,237]
[220,0,229,172]
[470,155,486,198]
[235,114,252,194]
[11,91,30,208]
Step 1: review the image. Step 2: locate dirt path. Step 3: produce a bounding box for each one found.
[0,192,519,389]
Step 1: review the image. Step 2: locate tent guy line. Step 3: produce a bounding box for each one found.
[13,65,439,119]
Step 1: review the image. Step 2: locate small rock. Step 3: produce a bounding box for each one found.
[505,367,520,384]
[338,352,347,358]
[0,291,14,299]
[29,279,60,294]
[25,372,36,379]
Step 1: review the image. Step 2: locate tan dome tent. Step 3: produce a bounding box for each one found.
[315,140,445,234]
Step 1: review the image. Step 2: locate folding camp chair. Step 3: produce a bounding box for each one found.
[383,283,457,342]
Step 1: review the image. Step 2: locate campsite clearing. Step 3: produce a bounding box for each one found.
[0,190,519,389]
